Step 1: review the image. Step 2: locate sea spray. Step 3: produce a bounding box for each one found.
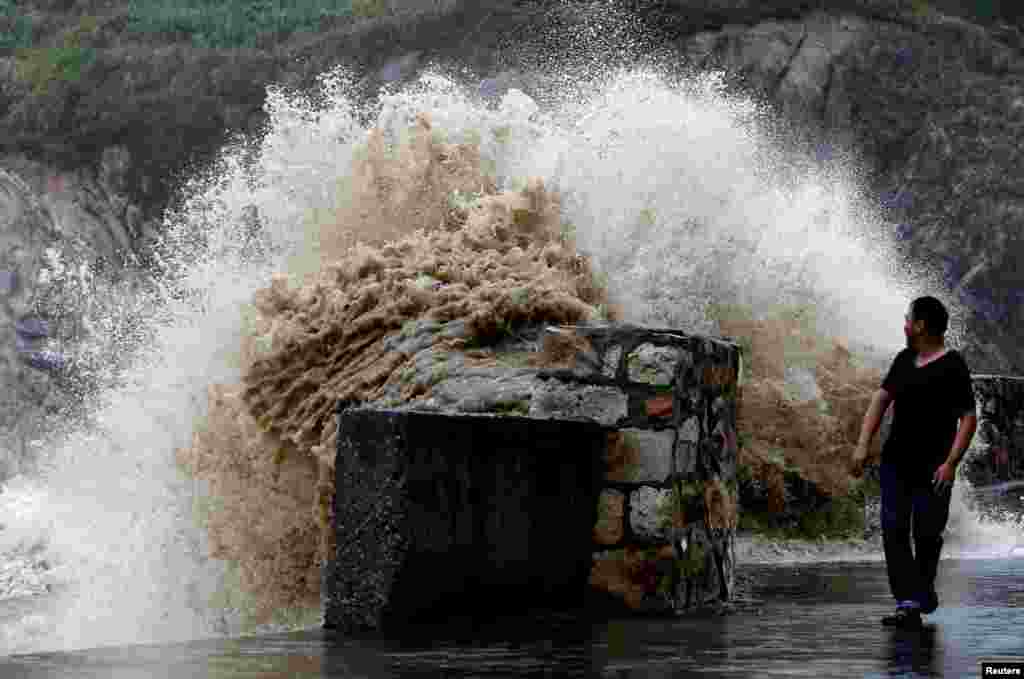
[178,60,988,620]
[0,37,1019,655]
[0,66,376,654]
[947,475,1024,559]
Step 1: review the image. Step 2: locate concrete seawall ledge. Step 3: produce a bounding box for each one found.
[323,322,742,633]
[323,409,608,633]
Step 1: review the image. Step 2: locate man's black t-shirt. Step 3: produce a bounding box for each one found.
[880,348,975,474]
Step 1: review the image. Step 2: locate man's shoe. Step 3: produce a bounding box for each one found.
[881,608,922,627]
[920,590,939,615]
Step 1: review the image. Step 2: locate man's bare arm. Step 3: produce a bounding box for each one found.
[944,412,978,468]
[856,389,892,450]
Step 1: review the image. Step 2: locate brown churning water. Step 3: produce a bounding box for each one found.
[1,32,1003,654]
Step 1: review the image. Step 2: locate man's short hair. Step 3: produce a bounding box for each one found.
[911,296,949,337]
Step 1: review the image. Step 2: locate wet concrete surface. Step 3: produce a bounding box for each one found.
[1,557,1021,678]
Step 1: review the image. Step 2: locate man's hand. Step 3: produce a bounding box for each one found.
[933,462,955,495]
[850,443,870,478]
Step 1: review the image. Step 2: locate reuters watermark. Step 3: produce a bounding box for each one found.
[981,658,1024,677]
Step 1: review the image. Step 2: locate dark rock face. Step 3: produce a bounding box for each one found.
[324,408,607,634]
[0,156,155,480]
[0,152,149,267]
[3,1,1023,376]
[662,7,1023,375]
[1,47,280,233]
[0,167,56,479]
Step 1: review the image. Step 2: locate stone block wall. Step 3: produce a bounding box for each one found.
[323,322,741,632]
[534,324,741,615]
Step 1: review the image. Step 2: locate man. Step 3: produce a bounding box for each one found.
[851,296,977,627]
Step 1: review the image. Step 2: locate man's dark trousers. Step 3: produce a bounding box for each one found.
[880,460,953,608]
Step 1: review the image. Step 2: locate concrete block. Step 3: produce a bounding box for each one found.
[325,408,607,633]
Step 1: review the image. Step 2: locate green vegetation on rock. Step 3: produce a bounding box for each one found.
[494,351,533,368]
[656,480,702,531]
[737,432,752,452]
[13,16,99,93]
[627,352,663,384]
[0,0,33,48]
[678,541,706,578]
[124,0,357,48]
[491,399,530,416]
[430,364,450,385]
[848,475,882,500]
[910,0,933,18]
[740,493,865,540]
[766,448,786,468]
[805,495,864,539]
[399,320,419,339]
[722,381,738,400]
[428,364,448,385]
[736,461,753,485]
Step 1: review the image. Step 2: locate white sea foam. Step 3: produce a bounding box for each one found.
[0,24,1018,654]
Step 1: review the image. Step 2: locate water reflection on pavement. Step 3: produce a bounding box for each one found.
[2,559,1021,678]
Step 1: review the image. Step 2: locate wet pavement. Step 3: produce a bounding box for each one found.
[1,557,1021,678]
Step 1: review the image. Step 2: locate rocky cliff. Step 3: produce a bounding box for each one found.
[2,0,1023,478]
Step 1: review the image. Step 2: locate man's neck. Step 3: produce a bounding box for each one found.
[916,341,945,356]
